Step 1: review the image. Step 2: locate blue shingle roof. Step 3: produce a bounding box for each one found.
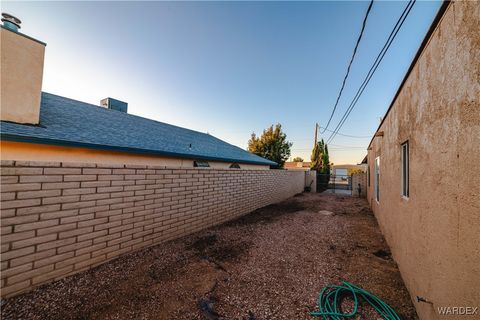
[0,92,276,166]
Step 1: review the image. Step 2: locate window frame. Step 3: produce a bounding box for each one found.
[401,141,409,198]
[374,156,380,202]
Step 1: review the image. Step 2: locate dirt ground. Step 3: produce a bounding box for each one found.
[1,192,417,320]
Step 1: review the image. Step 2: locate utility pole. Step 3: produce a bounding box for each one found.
[314,123,319,148]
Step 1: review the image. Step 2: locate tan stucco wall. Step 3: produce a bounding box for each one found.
[367,2,480,319]
[0,28,45,124]
[0,141,269,170]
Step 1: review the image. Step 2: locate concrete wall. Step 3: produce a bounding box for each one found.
[0,141,270,170]
[0,27,45,124]
[0,160,304,298]
[366,2,480,319]
[351,173,366,198]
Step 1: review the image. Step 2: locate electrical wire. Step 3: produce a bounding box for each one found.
[320,0,375,134]
[327,0,416,144]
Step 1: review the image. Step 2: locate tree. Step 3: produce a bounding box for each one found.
[248,124,292,168]
[310,139,331,174]
[348,168,364,176]
[292,157,304,162]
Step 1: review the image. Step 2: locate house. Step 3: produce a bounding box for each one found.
[0,14,306,298]
[365,1,479,319]
[284,161,311,171]
[0,17,275,170]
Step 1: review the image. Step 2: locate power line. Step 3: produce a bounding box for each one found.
[327,0,416,144]
[318,126,372,138]
[320,0,374,134]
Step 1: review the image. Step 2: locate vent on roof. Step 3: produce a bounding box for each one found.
[100,98,128,113]
[1,13,21,32]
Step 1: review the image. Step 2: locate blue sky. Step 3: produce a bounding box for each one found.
[3,0,442,164]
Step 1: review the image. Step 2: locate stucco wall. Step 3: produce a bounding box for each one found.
[0,27,45,124]
[0,160,304,298]
[351,173,366,198]
[0,141,270,170]
[367,2,480,319]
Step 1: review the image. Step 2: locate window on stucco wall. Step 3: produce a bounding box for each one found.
[401,141,409,198]
[374,156,380,202]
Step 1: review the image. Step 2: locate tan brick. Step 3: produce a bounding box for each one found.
[14,219,58,232]
[57,240,93,254]
[7,264,53,285]
[17,189,61,199]
[0,263,33,279]
[31,266,73,285]
[79,193,109,201]
[83,168,111,175]
[61,162,96,168]
[1,198,41,209]
[93,233,121,245]
[44,168,81,175]
[1,167,43,175]
[1,225,13,236]
[78,217,108,228]
[17,204,61,216]
[42,195,79,205]
[97,186,123,193]
[1,246,35,262]
[98,175,124,181]
[1,192,15,201]
[81,180,110,188]
[10,249,56,267]
[43,182,82,191]
[111,180,135,186]
[39,209,78,220]
[33,252,74,268]
[106,247,131,259]
[37,223,77,236]
[1,214,39,227]
[1,176,19,184]
[11,233,57,249]
[77,229,107,242]
[112,169,135,174]
[14,161,60,167]
[79,205,110,214]
[20,175,62,183]
[63,188,96,196]
[1,280,30,297]
[63,175,97,182]
[37,238,76,251]
[55,253,90,269]
[1,183,41,192]
[58,226,93,239]
[62,200,96,210]
[75,242,106,256]
[74,255,106,270]
[1,230,35,243]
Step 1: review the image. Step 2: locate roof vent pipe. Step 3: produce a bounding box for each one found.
[1,13,21,32]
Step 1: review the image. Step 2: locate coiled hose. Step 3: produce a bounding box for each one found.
[310,281,401,319]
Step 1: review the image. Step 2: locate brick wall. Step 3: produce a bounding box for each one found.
[0,160,304,297]
[351,173,367,198]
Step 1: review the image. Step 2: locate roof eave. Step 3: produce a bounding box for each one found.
[0,133,277,166]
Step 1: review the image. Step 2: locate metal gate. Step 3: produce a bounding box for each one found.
[316,173,352,194]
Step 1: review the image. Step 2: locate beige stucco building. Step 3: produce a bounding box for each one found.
[366,1,479,319]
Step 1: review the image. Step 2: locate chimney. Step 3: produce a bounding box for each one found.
[100,97,128,113]
[1,13,46,125]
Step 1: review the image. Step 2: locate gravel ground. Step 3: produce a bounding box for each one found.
[1,192,417,320]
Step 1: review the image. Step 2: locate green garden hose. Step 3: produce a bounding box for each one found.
[310,281,401,320]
